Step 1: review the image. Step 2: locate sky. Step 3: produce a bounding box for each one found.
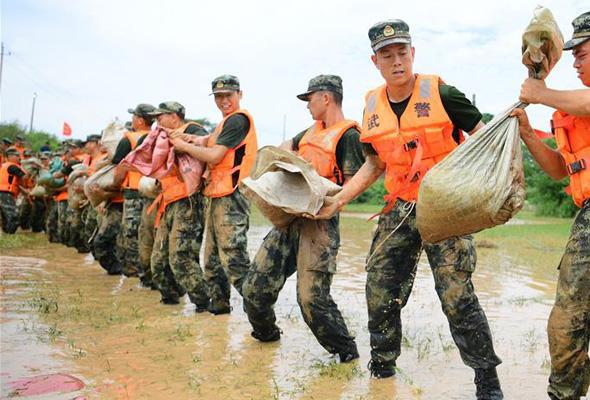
[1,0,588,145]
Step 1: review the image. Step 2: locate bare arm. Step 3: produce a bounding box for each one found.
[511,109,568,181]
[312,155,386,219]
[171,138,228,165]
[519,78,590,117]
[468,120,484,135]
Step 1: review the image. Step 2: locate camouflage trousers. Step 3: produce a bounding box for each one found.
[151,193,209,307]
[0,192,19,234]
[547,201,590,400]
[84,206,99,258]
[57,200,70,244]
[366,199,501,375]
[243,216,358,356]
[204,189,251,312]
[18,195,33,230]
[94,203,123,275]
[138,197,157,287]
[121,192,143,277]
[69,205,91,253]
[30,197,50,233]
[64,206,77,247]
[46,199,59,242]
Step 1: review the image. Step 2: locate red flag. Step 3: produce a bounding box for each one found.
[62,122,72,136]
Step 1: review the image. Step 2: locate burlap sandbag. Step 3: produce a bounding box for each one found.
[30,185,51,197]
[138,176,161,199]
[100,120,127,158]
[241,146,341,229]
[68,164,88,209]
[83,165,120,207]
[21,158,43,175]
[417,6,563,243]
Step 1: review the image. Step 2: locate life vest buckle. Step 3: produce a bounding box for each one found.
[404,171,421,182]
[404,139,419,152]
[567,159,587,175]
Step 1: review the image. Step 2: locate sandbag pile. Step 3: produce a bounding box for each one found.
[101,120,127,158]
[138,176,161,199]
[21,158,44,176]
[241,146,341,229]
[83,165,119,207]
[417,6,563,243]
[68,164,89,209]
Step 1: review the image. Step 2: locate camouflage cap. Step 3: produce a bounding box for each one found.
[127,103,156,119]
[2,138,12,145]
[15,135,25,142]
[211,75,240,94]
[564,11,590,50]
[39,151,52,159]
[297,75,343,101]
[24,149,34,156]
[5,147,21,156]
[85,134,101,143]
[66,139,84,148]
[148,101,186,117]
[369,19,411,51]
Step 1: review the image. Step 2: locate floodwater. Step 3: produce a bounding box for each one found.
[0,213,577,400]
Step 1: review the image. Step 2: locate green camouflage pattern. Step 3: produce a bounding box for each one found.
[0,192,19,234]
[151,193,209,307]
[297,75,343,101]
[564,11,590,50]
[243,216,358,356]
[45,199,59,242]
[148,101,185,117]
[57,200,70,244]
[30,198,49,233]
[121,197,144,277]
[138,197,157,287]
[204,189,251,313]
[368,19,412,51]
[366,199,501,375]
[18,196,33,230]
[127,103,156,119]
[70,206,91,253]
[94,203,123,275]
[547,202,590,400]
[84,206,99,259]
[211,75,240,94]
[64,206,77,248]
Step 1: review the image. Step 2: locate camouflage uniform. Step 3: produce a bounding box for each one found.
[151,193,209,307]
[138,197,157,287]
[0,192,19,234]
[18,195,33,230]
[30,197,49,233]
[45,199,59,242]
[94,203,124,275]
[84,206,100,258]
[56,200,70,244]
[547,201,590,400]
[366,199,501,375]
[121,192,144,277]
[204,189,251,313]
[64,206,77,247]
[243,216,358,356]
[69,206,91,253]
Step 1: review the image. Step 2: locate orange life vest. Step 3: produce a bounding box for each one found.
[14,145,25,160]
[361,74,461,208]
[298,119,359,185]
[552,110,590,207]
[55,154,89,202]
[202,110,258,198]
[88,152,108,175]
[122,130,150,191]
[0,161,22,198]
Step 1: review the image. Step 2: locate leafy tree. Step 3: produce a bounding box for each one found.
[0,121,61,152]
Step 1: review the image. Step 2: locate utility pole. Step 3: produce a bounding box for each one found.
[282,114,287,142]
[472,94,476,107]
[29,92,37,133]
[0,42,10,96]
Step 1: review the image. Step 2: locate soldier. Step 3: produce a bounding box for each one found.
[512,11,590,400]
[314,20,503,399]
[1,138,13,164]
[18,152,37,230]
[242,75,362,362]
[0,148,29,233]
[170,75,257,314]
[147,101,210,311]
[84,136,109,259]
[111,104,156,277]
[29,152,53,233]
[14,135,25,158]
[45,149,65,242]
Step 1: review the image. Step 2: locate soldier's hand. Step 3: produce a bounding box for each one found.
[96,203,106,216]
[510,109,536,141]
[171,138,189,153]
[519,78,546,104]
[306,196,343,220]
[168,129,184,140]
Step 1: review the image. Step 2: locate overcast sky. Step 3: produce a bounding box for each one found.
[1,0,588,145]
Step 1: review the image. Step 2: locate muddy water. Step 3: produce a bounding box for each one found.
[0,215,573,400]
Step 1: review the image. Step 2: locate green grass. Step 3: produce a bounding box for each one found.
[0,231,49,251]
[342,203,383,214]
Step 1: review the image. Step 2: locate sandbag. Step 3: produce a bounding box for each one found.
[100,120,127,159]
[68,164,88,209]
[241,146,341,229]
[83,165,119,207]
[29,185,51,197]
[138,176,161,199]
[416,6,563,243]
[21,158,43,175]
[38,172,65,189]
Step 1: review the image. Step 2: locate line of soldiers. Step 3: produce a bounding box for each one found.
[1,14,589,400]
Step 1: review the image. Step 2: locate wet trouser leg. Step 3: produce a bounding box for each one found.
[18,195,32,230]
[151,205,183,303]
[84,206,99,258]
[30,198,47,232]
[94,203,123,275]
[424,236,502,369]
[547,203,590,400]
[65,206,76,247]
[70,206,90,253]
[204,189,251,311]
[138,197,157,286]
[0,192,19,234]
[57,200,69,244]
[121,194,143,277]
[46,199,59,242]
[167,194,209,307]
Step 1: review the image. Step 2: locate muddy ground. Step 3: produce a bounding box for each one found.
[0,211,575,399]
